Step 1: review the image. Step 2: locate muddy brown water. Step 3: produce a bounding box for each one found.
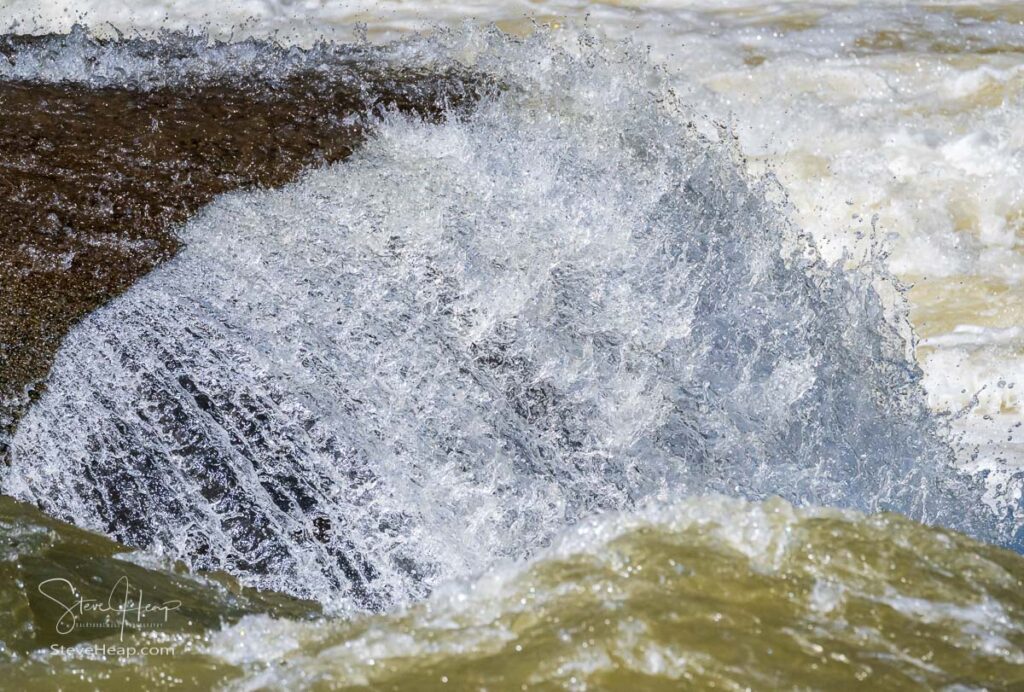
[0,57,483,459]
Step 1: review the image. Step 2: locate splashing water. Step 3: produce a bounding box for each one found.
[2,27,1015,613]
[0,23,468,91]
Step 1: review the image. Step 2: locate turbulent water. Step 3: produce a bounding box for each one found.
[14,0,1019,473]
[4,496,1024,689]
[0,1,1023,689]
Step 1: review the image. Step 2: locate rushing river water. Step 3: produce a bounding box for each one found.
[0,1,1022,689]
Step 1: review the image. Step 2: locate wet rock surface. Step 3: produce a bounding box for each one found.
[0,34,482,458]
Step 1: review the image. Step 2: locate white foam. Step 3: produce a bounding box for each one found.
[4,2,1020,467]
[6,27,1012,613]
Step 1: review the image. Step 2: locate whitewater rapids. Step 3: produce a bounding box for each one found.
[0,3,1023,689]
[3,27,1017,613]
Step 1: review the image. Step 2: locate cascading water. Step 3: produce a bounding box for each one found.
[3,27,1018,615]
